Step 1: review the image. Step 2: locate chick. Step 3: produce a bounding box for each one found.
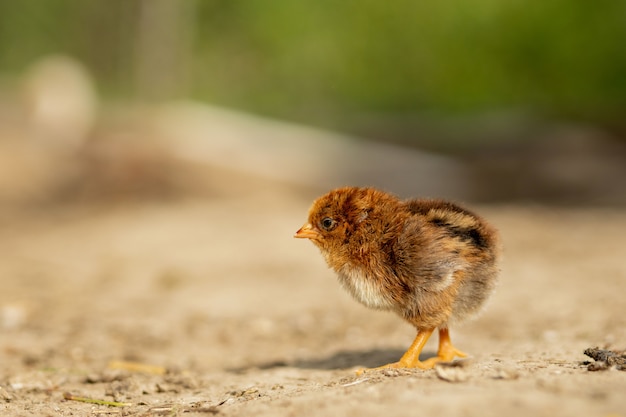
[294,187,499,370]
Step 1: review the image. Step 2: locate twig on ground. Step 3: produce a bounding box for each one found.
[63,392,132,407]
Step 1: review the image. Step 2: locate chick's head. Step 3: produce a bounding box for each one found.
[295,187,399,254]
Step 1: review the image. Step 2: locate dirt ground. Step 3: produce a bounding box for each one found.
[1,172,625,417]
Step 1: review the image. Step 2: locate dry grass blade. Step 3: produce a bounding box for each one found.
[108,360,166,375]
[63,392,132,407]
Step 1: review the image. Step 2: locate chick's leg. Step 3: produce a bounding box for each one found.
[358,328,435,374]
[394,327,435,368]
[421,328,467,367]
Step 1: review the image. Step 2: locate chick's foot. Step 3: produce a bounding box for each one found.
[356,328,435,375]
[421,328,467,367]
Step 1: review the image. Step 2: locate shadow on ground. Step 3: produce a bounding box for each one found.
[228,348,444,372]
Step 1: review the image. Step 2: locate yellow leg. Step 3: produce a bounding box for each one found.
[357,327,467,374]
[358,328,435,374]
[421,328,467,367]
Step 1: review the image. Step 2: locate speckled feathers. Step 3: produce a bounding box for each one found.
[296,186,500,331]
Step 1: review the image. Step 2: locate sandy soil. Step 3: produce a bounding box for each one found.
[1,177,625,417]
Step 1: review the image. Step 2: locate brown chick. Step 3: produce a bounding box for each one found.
[294,187,499,371]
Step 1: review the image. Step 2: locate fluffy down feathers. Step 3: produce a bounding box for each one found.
[295,186,499,331]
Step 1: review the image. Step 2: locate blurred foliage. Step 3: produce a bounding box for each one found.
[0,0,625,141]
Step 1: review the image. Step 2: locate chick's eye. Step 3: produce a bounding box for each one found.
[320,217,336,231]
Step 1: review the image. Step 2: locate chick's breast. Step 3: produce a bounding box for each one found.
[335,263,397,310]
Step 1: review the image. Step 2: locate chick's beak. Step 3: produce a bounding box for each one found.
[294,223,320,240]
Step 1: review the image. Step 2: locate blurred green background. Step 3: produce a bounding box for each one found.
[1,0,625,206]
[1,0,624,147]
